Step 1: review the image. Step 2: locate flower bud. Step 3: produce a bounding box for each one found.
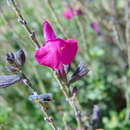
[69,62,89,84]
[91,23,102,36]
[6,49,26,68]
[6,52,15,64]
[0,74,23,88]
[29,93,53,103]
[71,87,77,97]
[15,49,26,66]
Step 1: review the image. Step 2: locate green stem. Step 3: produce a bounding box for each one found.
[54,73,83,130]
[10,0,40,48]
[39,103,59,130]
[20,72,58,130]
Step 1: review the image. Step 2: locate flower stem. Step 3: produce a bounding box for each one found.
[20,72,59,130]
[54,72,83,130]
[39,103,59,130]
[10,0,40,48]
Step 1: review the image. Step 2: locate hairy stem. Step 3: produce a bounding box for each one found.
[54,72,83,130]
[20,72,58,130]
[40,103,59,130]
[10,0,40,48]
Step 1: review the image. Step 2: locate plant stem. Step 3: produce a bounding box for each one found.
[54,73,83,130]
[69,99,82,130]
[10,0,40,48]
[20,72,37,92]
[39,103,59,130]
[20,72,58,130]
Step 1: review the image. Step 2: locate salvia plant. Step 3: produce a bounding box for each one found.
[1,0,130,130]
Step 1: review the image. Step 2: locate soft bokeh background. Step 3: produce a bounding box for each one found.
[0,0,130,129]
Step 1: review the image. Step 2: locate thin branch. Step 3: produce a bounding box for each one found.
[40,103,59,130]
[54,72,83,130]
[9,0,40,48]
[21,71,59,130]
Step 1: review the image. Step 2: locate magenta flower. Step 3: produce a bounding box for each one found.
[91,23,102,36]
[63,8,75,20]
[34,21,78,70]
[63,8,82,20]
[75,9,82,16]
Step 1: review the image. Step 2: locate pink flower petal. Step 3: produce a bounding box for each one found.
[61,40,78,64]
[34,21,78,70]
[34,42,61,69]
[47,38,66,53]
[43,21,57,42]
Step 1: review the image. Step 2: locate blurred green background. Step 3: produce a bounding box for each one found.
[0,0,130,129]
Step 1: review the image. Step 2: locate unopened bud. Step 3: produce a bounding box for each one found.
[72,87,77,97]
[6,52,15,64]
[91,23,102,36]
[15,49,26,66]
[69,62,89,84]
[29,93,53,103]
[0,74,23,88]
[6,49,26,69]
